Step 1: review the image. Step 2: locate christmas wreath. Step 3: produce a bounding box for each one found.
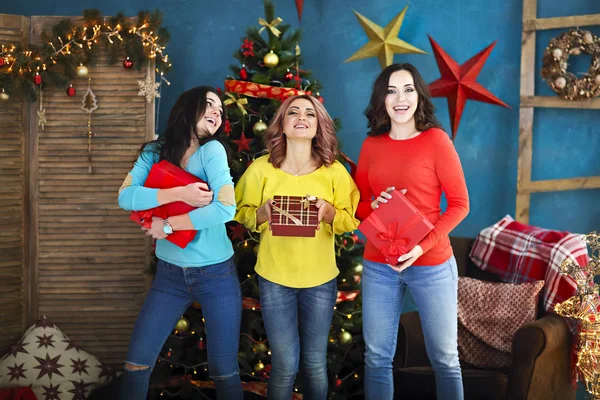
[541,28,600,101]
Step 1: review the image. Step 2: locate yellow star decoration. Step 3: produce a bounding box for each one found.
[344,5,426,69]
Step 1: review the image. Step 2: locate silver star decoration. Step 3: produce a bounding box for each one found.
[37,108,47,131]
[137,76,161,103]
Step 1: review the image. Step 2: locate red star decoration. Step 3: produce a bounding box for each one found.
[34,353,65,380]
[228,223,247,241]
[427,36,510,138]
[233,132,252,152]
[295,0,304,21]
[7,362,27,382]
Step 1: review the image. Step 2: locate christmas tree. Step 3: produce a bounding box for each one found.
[148,2,365,399]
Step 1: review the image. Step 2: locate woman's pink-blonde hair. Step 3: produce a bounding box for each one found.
[263,94,338,168]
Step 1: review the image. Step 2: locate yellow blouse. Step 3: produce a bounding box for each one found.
[234,155,360,288]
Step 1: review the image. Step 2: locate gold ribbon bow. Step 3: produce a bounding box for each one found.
[300,194,317,209]
[224,93,248,115]
[258,17,283,37]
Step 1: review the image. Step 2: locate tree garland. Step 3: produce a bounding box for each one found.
[541,28,600,101]
[0,9,171,102]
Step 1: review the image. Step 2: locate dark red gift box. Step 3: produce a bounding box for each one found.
[358,190,434,264]
[271,195,319,237]
[130,160,206,248]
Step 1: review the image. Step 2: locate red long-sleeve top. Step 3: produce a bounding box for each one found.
[355,128,470,266]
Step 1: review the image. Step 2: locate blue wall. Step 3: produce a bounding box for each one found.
[2,0,598,236]
[2,1,597,398]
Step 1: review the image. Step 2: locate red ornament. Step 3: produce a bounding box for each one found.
[318,96,324,104]
[351,234,359,241]
[427,36,510,138]
[306,91,312,95]
[224,120,232,135]
[123,57,133,69]
[284,71,294,81]
[233,132,252,152]
[228,223,247,241]
[66,84,76,97]
[0,58,4,67]
[242,38,255,57]
[34,72,42,86]
[240,66,248,80]
[295,0,304,22]
[336,378,342,387]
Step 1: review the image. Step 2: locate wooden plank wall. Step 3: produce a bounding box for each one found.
[27,16,153,367]
[516,3,600,223]
[0,14,30,354]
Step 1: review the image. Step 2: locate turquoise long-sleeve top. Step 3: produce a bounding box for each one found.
[118,140,235,267]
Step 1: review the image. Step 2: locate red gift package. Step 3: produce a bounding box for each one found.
[130,160,206,248]
[358,190,434,264]
[271,195,319,237]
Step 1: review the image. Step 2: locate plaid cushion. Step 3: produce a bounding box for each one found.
[469,215,589,333]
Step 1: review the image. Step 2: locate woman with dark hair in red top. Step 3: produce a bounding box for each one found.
[356,63,469,400]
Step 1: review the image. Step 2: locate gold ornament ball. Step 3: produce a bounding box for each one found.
[254,361,265,372]
[76,65,89,77]
[253,243,260,255]
[552,48,563,59]
[253,342,268,353]
[0,90,9,101]
[175,317,190,332]
[595,75,600,85]
[339,331,353,345]
[555,77,567,90]
[263,51,279,68]
[253,120,268,136]
[583,33,594,44]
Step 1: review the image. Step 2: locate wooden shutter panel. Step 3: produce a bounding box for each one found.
[29,16,153,367]
[0,14,30,353]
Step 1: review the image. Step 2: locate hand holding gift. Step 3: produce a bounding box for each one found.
[358,189,433,267]
[178,182,213,207]
[271,195,319,237]
[315,198,336,228]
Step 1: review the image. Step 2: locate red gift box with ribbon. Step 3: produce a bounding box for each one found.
[271,195,319,237]
[130,160,206,248]
[358,190,434,265]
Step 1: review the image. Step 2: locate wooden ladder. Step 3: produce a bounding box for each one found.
[517,0,600,223]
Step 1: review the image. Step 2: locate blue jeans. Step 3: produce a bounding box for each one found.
[362,257,463,400]
[121,258,243,400]
[258,276,337,400]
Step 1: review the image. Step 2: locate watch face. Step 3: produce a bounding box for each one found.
[163,221,173,235]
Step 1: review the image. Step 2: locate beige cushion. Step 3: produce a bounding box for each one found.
[457,277,544,369]
[0,315,116,399]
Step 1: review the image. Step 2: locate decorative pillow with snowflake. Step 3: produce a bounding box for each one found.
[0,315,117,400]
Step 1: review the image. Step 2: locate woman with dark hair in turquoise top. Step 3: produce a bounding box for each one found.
[118,86,243,400]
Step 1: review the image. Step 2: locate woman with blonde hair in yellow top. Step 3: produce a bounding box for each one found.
[235,94,359,400]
